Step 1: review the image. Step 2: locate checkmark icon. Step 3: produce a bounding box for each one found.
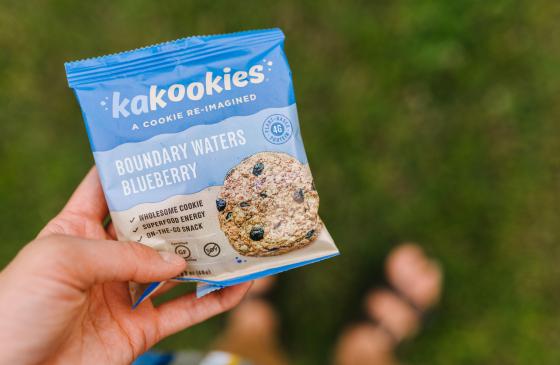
[129,217,135,223]
[138,235,143,242]
[132,227,138,233]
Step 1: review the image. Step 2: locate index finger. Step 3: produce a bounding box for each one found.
[154,283,252,338]
[61,166,108,222]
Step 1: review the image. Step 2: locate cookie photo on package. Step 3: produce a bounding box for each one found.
[64,28,340,307]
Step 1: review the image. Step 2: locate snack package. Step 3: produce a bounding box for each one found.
[64,28,339,306]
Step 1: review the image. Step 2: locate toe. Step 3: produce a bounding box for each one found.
[227,298,279,337]
[248,276,276,296]
[335,323,397,365]
[386,243,443,310]
[365,290,420,342]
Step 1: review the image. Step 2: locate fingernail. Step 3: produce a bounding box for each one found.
[158,251,185,265]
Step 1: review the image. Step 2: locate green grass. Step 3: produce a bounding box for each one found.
[1,0,560,363]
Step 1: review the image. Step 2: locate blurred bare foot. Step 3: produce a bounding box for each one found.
[212,277,290,365]
[334,244,442,365]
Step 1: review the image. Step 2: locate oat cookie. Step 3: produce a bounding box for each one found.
[217,152,322,256]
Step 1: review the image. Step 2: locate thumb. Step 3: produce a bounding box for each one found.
[26,235,187,288]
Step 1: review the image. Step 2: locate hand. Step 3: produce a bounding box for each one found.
[0,167,251,365]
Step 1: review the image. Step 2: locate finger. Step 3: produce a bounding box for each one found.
[106,221,118,240]
[31,236,187,288]
[61,166,108,222]
[151,282,179,298]
[156,282,252,337]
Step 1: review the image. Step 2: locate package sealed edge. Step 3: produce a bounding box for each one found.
[64,28,340,307]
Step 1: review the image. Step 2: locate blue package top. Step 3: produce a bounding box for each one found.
[66,28,293,152]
